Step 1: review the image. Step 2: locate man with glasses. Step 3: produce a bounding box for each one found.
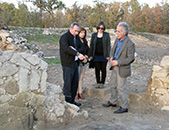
[59,22,86,106]
[102,22,135,113]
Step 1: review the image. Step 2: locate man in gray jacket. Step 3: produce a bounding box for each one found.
[102,22,135,113]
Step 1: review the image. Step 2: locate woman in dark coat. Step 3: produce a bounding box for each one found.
[76,27,90,99]
[90,21,111,87]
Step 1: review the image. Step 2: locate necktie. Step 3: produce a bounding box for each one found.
[74,36,77,49]
[74,36,78,61]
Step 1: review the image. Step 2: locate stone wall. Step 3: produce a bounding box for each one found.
[148,55,169,108]
[0,51,48,129]
[0,51,88,130]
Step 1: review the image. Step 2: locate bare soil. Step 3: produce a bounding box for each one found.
[34,33,169,130]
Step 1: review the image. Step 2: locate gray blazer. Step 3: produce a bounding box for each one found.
[90,32,111,58]
[110,36,135,78]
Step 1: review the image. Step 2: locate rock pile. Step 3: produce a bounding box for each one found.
[0,30,15,51]
[43,27,68,35]
[0,29,42,56]
[148,55,169,109]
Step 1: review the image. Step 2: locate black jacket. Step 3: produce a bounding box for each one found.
[59,30,84,67]
[81,39,90,56]
[90,32,111,58]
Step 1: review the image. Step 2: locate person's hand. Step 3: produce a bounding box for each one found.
[106,57,109,60]
[82,58,87,63]
[78,53,86,60]
[110,57,118,66]
[85,55,88,59]
[90,56,93,60]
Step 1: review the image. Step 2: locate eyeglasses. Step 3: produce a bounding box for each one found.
[97,27,104,30]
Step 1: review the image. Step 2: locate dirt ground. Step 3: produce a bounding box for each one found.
[34,32,169,130]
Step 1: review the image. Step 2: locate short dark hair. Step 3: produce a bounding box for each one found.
[96,21,106,31]
[70,22,79,28]
[78,27,87,39]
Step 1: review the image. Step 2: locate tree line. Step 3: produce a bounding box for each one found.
[0,0,168,34]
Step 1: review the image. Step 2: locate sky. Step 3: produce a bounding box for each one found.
[0,0,165,9]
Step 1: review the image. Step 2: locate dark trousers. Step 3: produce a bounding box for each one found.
[94,61,107,84]
[62,62,79,103]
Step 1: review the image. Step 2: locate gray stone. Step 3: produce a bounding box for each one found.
[34,106,45,121]
[0,62,18,77]
[10,53,31,69]
[53,103,65,117]
[4,79,19,95]
[46,82,62,94]
[40,71,47,92]
[81,110,89,119]
[9,92,31,107]
[161,106,169,111]
[0,112,8,126]
[1,120,24,130]
[160,55,169,68]
[30,93,45,108]
[0,103,10,113]
[30,70,40,90]
[0,95,12,104]
[0,78,4,85]
[21,53,40,66]
[45,95,61,108]
[40,59,48,70]
[0,88,5,96]
[66,103,79,117]
[66,102,79,112]
[0,51,14,63]
[0,48,2,55]
[18,67,29,92]
[159,95,169,106]
[6,37,13,43]
[87,85,111,97]
[7,106,31,128]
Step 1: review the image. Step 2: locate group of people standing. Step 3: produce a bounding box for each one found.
[59,21,135,114]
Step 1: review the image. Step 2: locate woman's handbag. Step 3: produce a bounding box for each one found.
[89,59,95,68]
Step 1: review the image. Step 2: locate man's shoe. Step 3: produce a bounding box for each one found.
[73,101,81,106]
[114,108,128,114]
[102,101,117,107]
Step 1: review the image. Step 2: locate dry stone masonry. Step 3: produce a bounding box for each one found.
[0,51,48,129]
[148,55,169,110]
[0,51,88,130]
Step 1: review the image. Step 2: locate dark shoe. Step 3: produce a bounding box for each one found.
[78,93,85,99]
[73,101,81,106]
[102,101,117,107]
[114,108,128,114]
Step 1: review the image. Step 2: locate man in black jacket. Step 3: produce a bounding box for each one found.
[59,22,86,106]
